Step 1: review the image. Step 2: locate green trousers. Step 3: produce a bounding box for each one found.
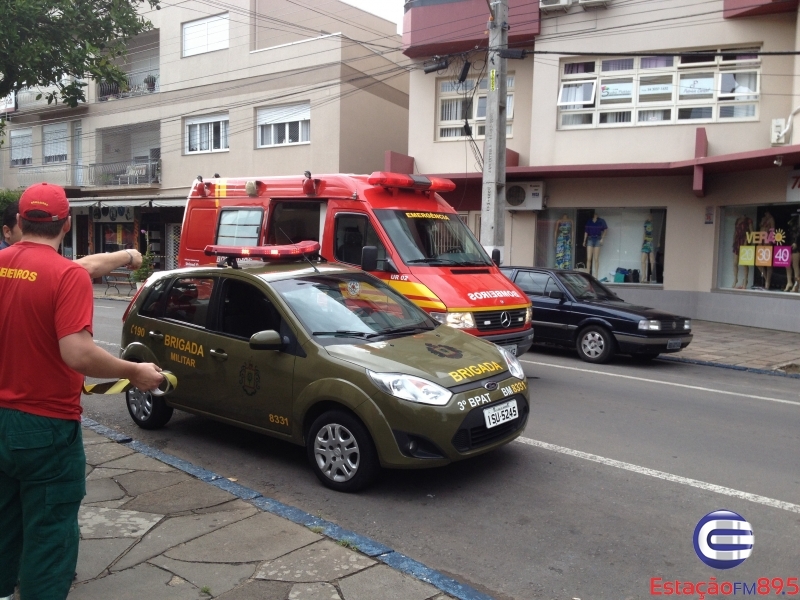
[0,407,86,600]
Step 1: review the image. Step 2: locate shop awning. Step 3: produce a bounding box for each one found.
[151,199,187,207]
[99,198,150,208]
[68,199,100,207]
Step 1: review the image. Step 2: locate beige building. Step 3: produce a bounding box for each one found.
[402,0,800,331]
[1,0,408,269]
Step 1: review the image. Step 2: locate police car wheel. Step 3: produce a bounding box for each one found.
[576,325,614,364]
[307,410,379,492]
[126,387,174,430]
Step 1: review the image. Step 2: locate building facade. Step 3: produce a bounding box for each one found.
[402,0,800,332]
[1,0,409,270]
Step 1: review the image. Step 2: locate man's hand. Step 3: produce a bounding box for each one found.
[129,362,164,392]
[126,249,143,269]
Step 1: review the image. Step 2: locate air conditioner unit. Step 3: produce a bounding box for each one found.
[578,0,610,8]
[540,0,572,14]
[505,182,545,211]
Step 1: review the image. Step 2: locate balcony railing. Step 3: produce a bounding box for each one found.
[16,78,86,111]
[17,160,161,188]
[97,70,160,102]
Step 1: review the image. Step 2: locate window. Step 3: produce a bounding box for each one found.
[164,278,214,327]
[257,103,310,147]
[436,74,514,140]
[534,208,668,284]
[219,280,280,339]
[10,129,32,166]
[266,201,321,245]
[183,13,229,57]
[334,214,387,267]
[515,271,552,296]
[139,278,170,318]
[216,208,263,246]
[559,49,760,129]
[186,114,229,154]
[43,123,68,164]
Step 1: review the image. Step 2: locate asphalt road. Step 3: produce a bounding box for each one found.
[89,298,800,600]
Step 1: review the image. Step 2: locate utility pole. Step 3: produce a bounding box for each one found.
[480,0,508,265]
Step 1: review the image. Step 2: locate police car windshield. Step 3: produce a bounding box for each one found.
[374,210,492,267]
[271,274,437,340]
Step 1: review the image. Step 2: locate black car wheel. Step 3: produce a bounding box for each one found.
[126,386,174,429]
[307,410,379,492]
[576,326,615,364]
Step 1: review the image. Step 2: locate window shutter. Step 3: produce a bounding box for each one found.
[257,103,310,125]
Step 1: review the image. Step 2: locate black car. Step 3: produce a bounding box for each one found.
[500,267,693,364]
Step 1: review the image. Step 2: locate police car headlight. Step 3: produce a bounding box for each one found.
[367,371,452,406]
[498,346,525,380]
[638,319,661,331]
[429,311,476,329]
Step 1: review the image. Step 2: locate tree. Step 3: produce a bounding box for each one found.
[0,0,160,109]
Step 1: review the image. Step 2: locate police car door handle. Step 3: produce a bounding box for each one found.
[148,331,164,340]
[210,349,228,360]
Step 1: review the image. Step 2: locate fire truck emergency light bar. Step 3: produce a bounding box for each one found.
[367,172,456,193]
[204,241,320,259]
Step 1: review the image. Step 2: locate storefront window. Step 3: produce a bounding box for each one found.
[535,208,667,283]
[717,204,800,291]
[101,223,135,252]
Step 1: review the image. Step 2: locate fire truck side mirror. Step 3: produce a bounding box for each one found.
[361,246,378,272]
[491,249,501,267]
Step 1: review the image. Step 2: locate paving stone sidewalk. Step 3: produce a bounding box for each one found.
[56,427,456,600]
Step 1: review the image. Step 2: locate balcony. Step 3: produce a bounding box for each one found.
[97,69,160,102]
[15,78,86,112]
[17,159,161,189]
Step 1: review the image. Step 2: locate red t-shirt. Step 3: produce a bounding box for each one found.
[0,241,94,420]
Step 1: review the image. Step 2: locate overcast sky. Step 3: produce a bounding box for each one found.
[340,0,405,35]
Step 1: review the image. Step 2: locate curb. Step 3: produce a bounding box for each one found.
[657,355,800,380]
[81,417,494,600]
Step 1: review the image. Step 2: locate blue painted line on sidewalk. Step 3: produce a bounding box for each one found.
[380,551,495,600]
[658,355,800,379]
[81,419,492,600]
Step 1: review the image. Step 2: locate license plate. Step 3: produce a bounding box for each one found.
[667,339,682,350]
[483,399,518,429]
[500,344,517,356]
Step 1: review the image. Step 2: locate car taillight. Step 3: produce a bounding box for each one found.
[123,285,145,322]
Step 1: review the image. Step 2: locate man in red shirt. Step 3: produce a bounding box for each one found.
[0,183,164,600]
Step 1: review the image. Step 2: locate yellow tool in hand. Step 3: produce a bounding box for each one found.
[82,371,177,396]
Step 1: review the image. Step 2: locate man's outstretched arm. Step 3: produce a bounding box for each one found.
[75,249,142,279]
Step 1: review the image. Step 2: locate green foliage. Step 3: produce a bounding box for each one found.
[0,0,161,108]
[132,230,156,282]
[0,189,22,212]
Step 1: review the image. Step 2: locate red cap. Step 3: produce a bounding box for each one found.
[19,183,70,222]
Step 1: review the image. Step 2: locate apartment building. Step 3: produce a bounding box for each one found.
[402,0,800,332]
[0,0,409,269]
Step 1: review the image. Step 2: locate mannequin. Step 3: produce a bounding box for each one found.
[732,214,753,289]
[758,211,775,290]
[554,214,573,269]
[583,212,608,278]
[787,213,800,293]
[641,213,656,283]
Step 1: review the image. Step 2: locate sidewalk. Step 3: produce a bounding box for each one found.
[60,423,464,600]
[94,283,800,374]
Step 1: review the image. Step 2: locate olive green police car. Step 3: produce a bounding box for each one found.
[120,244,530,491]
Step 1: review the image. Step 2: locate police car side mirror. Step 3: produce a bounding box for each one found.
[361,246,378,272]
[249,330,284,351]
